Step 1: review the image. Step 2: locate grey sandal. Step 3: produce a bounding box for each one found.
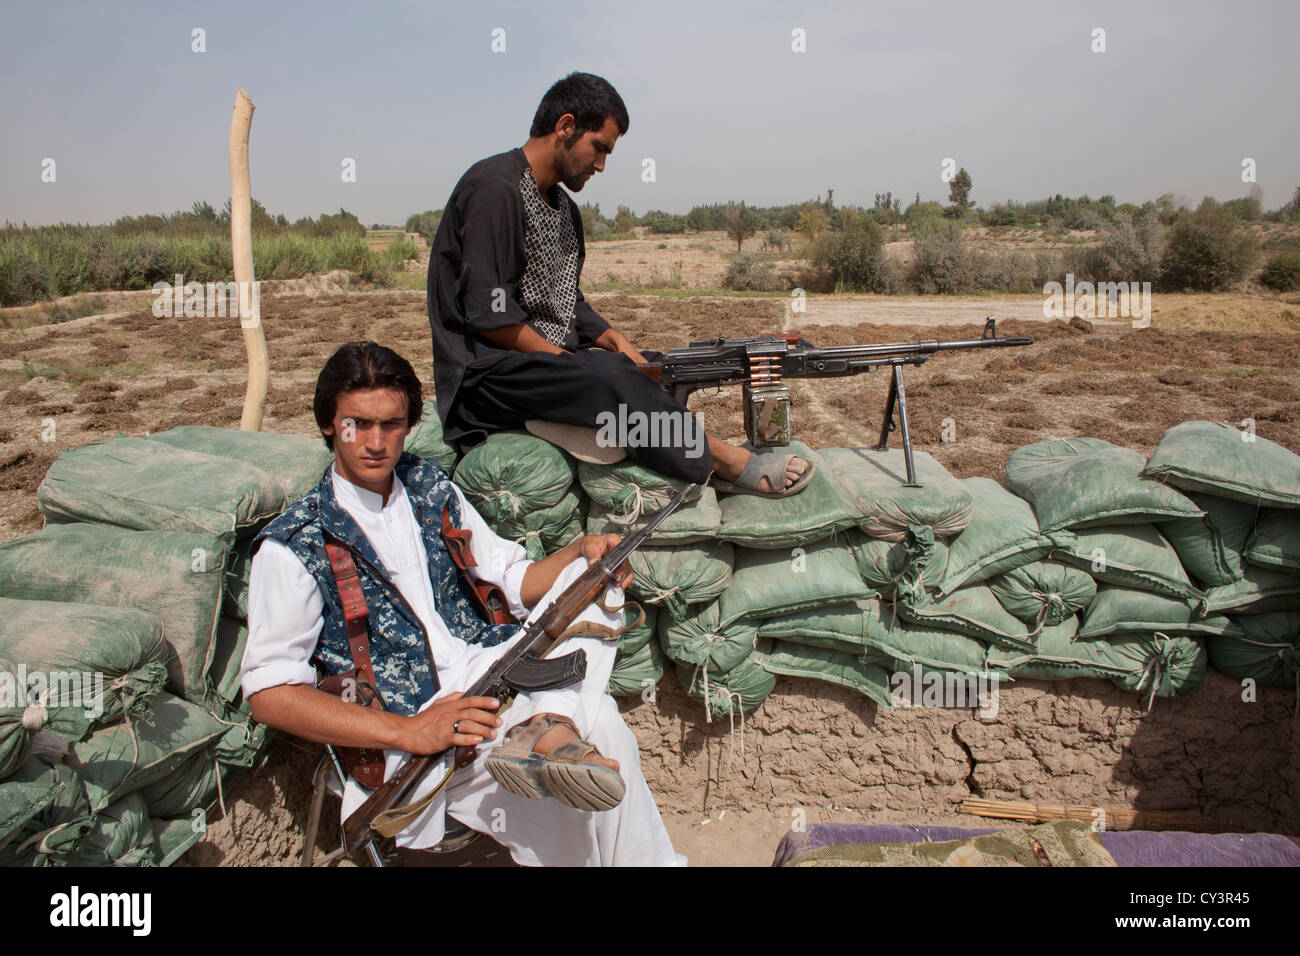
[713,452,815,498]
[485,713,626,812]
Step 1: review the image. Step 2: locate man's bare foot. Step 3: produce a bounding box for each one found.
[531,714,619,772]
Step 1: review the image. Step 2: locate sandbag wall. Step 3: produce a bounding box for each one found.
[2,403,1296,865]
[454,423,1300,720]
[0,426,350,866]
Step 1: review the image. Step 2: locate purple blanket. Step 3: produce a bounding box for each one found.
[772,823,1300,867]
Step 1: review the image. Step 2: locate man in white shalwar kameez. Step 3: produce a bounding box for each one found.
[241,342,684,867]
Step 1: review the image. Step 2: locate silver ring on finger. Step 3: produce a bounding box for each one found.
[453,720,461,734]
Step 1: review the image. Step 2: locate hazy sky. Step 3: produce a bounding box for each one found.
[2,0,1297,227]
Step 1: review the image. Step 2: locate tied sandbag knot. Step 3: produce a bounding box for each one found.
[485,488,524,519]
[1029,592,1066,636]
[608,486,645,527]
[21,702,47,731]
[1134,633,1176,712]
[645,584,683,619]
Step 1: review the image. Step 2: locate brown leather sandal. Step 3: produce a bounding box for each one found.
[484,712,626,812]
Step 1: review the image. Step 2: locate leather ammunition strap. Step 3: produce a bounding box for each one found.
[317,535,387,789]
[441,507,514,626]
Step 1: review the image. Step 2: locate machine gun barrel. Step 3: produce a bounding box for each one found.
[640,317,1034,486]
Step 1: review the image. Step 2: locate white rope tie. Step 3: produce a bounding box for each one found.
[1133,632,1173,712]
[607,485,645,526]
[485,488,524,518]
[724,690,745,777]
[21,689,47,731]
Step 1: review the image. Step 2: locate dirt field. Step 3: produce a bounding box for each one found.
[2,282,1298,866]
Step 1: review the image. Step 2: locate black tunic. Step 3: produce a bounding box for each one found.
[426,148,611,444]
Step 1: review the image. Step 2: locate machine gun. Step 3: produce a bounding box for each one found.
[638,317,1033,487]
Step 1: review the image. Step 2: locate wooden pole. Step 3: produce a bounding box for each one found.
[229,88,268,431]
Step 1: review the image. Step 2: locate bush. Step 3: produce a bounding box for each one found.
[909,222,970,293]
[1159,205,1259,291]
[404,210,442,244]
[806,209,886,292]
[722,254,784,292]
[0,244,49,306]
[1260,252,1300,291]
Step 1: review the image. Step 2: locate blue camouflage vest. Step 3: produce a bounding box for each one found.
[252,452,518,716]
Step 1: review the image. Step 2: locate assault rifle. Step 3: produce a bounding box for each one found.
[340,482,697,857]
[638,317,1033,487]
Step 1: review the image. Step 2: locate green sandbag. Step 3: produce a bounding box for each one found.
[674,652,775,718]
[403,400,459,473]
[486,489,583,562]
[1157,492,1256,587]
[1052,525,1203,600]
[821,446,974,540]
[1244,510,1300,574]
[617,604,658,657]
[1200,567,1300,616]
[659,601,759,675]
[897,585,1039,651]
[224,539,253,622]
[148,425,335,503]
[0,598,170,779]
[1206,612,1299,687]
[717,442,859,548]
[214,713,271,769]
[0,756,87,859]
[37,437,284,540]
[1078,587,1239,639]
[718,539,873,626]
[757,599,994,676]
[454,430,575,519]
[586,489,721,545]
[577,460,701,517]
[75,792,157,866]
[208,616,247,704]
[989,628,1206,699]
[1143,420,1300,509]
[139,749,221,819]
[626,542,733,619]
[759,641,893,707]
[0,525,229,704]
[846,527,949,601]
[607,637,667,698]
[540,510,585,557]
[939,477,1072,595]
[72,691,231,813]
[987,561,1097,626]
[1006,437,1202,532]
[151,814,207,867]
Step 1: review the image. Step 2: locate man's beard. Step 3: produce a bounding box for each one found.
[557,135,593,191]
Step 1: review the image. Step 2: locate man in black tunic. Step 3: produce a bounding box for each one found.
[427,72,811,496]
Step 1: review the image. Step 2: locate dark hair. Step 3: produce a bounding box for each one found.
[529,72,629,140]
[313,342,423,450]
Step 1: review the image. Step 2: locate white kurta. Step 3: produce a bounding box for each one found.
[242,465,684,867]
